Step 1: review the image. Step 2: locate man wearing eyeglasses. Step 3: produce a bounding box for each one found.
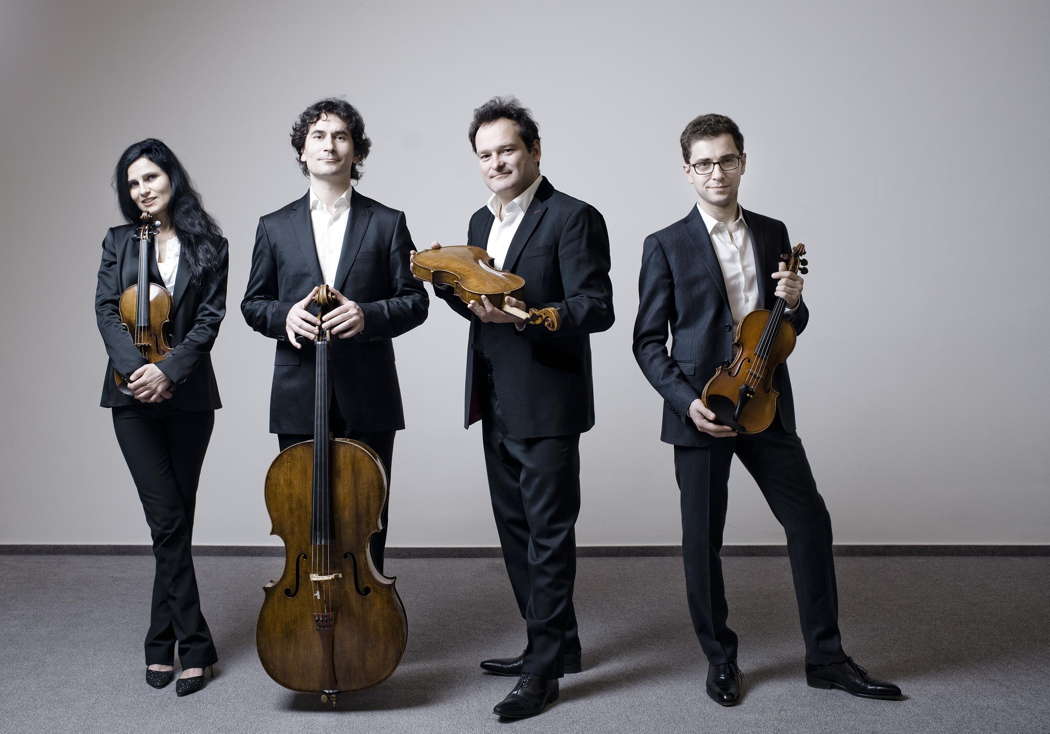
[633,114,902,707]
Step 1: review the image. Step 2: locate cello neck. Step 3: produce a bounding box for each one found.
[312,332,331,547]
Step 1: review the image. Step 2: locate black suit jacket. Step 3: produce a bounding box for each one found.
[435,178,614,439]
[632,206,809,447]
[241,190,428,434]
[95,225,227,410]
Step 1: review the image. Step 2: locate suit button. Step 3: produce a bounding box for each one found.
[723,323,732,331]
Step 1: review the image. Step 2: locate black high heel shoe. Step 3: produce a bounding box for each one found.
[175,666,213,697]
[145,667,175,689]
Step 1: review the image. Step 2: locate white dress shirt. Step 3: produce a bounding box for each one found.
[698,204,758,326]
[485,174,544,269]
[156,235,180,293]
[310,186,352,285]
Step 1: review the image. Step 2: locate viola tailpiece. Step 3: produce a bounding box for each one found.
[701,243,809,435]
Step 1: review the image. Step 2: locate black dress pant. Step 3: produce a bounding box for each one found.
[278,400,395,575]
[480,377,582,679]
[112,405,218,668]
[674,424,846,666]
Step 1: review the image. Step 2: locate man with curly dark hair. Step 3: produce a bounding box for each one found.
[242,98,428,573]
[426,96,614,720]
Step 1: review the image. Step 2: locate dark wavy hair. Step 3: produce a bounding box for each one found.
[114,139,223,286]
[290,98,371,180]
[468,96,541,153]
[680,114,745,162]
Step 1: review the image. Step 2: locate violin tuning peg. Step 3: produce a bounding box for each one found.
[800,258,808,266]
[799,267,809,274]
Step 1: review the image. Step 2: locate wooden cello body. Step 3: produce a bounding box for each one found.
[701,244,809,435]
[114,212,172,391]
[256,286,406,703]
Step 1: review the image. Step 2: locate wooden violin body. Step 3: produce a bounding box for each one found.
[411,245,561,331]
[702,310,796,434]
[256,286,406,703]
[114,214,171,390]
[701,243,809,435]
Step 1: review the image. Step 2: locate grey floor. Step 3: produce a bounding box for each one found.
[0,554,1047,734]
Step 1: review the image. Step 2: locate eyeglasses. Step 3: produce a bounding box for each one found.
[688,154,744,176]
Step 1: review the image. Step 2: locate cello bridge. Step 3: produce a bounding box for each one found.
[309,572,343,582]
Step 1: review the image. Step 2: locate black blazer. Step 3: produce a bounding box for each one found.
[435,178,614,439]
[95,225,227,410]
[632,206,809,447]
[241,190,428,434]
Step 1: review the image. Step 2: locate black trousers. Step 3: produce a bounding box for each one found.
[480,378,582,679]
[674,424,846,666]
[112,405,218,668]
[278,401,395,575]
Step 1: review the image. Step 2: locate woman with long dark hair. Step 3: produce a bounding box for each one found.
[95,139,227,696]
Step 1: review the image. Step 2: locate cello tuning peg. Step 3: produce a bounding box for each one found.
[799,267,809,274]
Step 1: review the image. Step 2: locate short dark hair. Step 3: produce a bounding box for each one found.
[680,114,744,162]
[468,96,540,153]
[290,98,371,179]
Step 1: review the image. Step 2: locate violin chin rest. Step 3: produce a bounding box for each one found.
[704,394,742,432]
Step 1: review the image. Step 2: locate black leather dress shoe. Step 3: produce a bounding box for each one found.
[706,662,743,706]
[481,650,582,676]
[493,674,559,719]
[806,657,903,700]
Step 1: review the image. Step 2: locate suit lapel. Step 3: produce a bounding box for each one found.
[333,190,372,294]
[741,208,772,306]
[288,193,325,285]
[469,209,494,249]
[683,206,730,308]
[170,255,190,312]
[501,177,551,272]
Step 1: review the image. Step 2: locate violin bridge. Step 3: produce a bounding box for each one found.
[309,572,343,582]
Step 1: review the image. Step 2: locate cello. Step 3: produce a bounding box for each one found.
[114,212,171,392]
[701,243,809,434]
[256,285,407,705]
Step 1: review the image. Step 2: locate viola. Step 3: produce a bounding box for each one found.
[411,245,561,331]
[114,212,171,393]
[701,243,809,434]
[256,286,407,705]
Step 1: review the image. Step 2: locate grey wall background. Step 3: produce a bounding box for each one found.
[1,0,1047,547]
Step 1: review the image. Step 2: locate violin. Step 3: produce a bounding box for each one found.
[411,245,561,331]
[256,285,407,706]
[701,243,809,434]
[114,212,171,393]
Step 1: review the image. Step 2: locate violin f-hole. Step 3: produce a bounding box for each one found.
[284,552,308,597]
[343,551,372,596]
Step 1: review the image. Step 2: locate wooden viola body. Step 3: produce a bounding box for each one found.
[257,439,406,694]
[701,243,809,435]
[114,214,171,390]
[412,245,561,331]
[702,310,796,434]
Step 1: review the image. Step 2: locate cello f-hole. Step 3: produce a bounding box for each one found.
[343,551,372,596]
[283,552,308,597]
